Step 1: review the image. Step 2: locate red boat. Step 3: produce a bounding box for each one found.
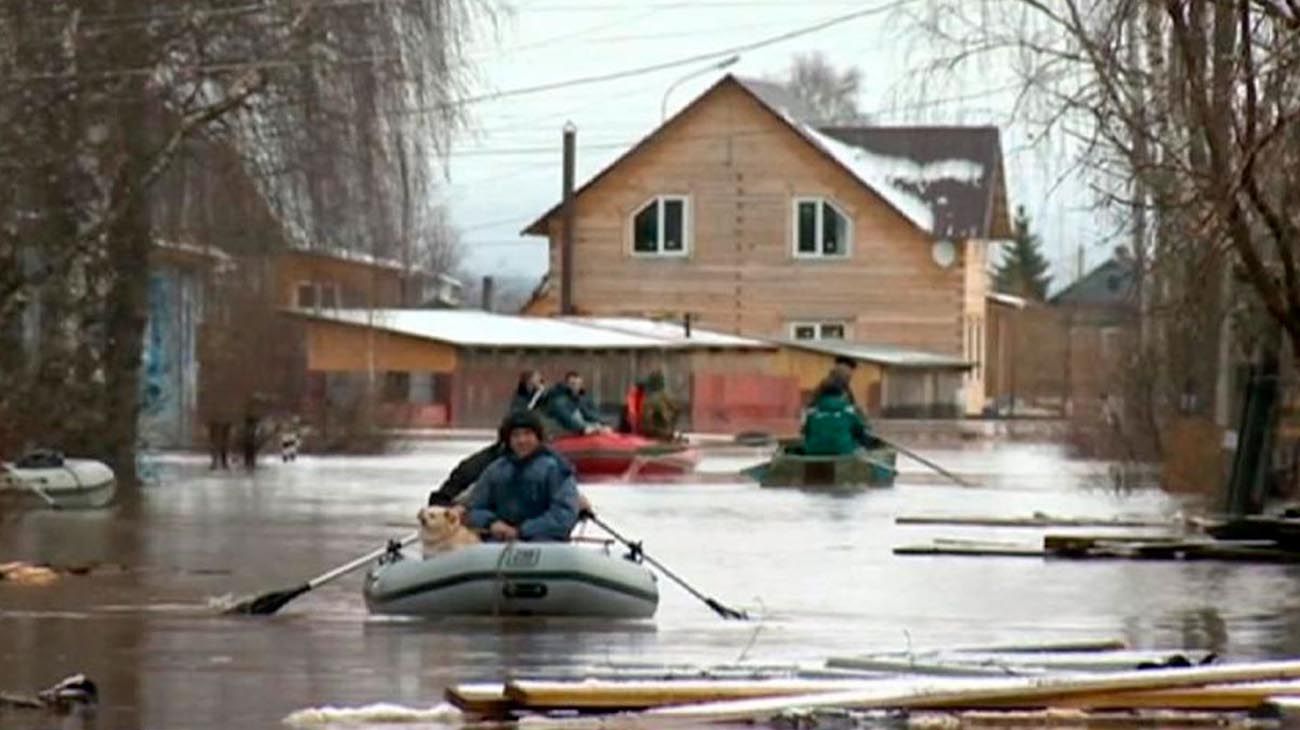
[551,432,700,481]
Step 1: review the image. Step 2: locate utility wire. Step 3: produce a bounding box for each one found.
[393,0,915,114]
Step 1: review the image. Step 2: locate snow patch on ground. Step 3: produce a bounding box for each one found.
[283,701,463,727]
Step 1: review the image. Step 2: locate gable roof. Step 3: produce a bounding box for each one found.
[523,74,937,237]
[523,74,1010,242]
[817,126,1010,240]
[1050,257,1138,308]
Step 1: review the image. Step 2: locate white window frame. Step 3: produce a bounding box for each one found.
[792,197,853,259]
[629,195,691,258]
[790,321,849,341]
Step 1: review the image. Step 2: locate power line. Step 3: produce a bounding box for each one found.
[393,0,915,114]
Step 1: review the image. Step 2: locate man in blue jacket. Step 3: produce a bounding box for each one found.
[465,410,581,542]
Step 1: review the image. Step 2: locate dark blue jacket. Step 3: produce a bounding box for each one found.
[466,446,580,541]
[543,384,604,434]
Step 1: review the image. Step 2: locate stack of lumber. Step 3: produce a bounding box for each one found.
[893,513,1300,563]
[446,644,1300,726]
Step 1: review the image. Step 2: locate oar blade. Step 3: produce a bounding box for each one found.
[225,583,310,616]
[706,598,750,621]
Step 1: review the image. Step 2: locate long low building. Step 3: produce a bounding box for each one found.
[285,308,975,432]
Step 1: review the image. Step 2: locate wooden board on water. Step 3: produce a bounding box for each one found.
[503,677,1300,714]
[826,650,1216,675]
[896,515,1179,529]
[515,660,1300,727]
[894,542,1046,557]
[445,683,511,716]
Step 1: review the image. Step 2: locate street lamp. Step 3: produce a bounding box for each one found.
[661,54,741,121]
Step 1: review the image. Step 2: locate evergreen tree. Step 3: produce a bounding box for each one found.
[994,206,1053,300]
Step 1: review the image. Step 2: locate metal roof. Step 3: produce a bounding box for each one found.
[289,308,772,350]
[563,317,769,348]
[780,338,972,370]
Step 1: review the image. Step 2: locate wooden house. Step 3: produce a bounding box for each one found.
[521,75,1012,415]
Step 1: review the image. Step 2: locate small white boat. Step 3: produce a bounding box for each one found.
[364,542,659,619]
[0,452,116,509]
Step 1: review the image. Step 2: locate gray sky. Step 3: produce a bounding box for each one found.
[445,0,1109,293]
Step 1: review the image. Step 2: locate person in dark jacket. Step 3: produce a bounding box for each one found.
[509,370,548,414]
[466,411,581,542]
[427,370,548,506]
[811,355,859,407]
[544,372,609,435]
[801,381,874,456]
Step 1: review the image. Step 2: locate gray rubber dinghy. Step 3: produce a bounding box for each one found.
[363,542,659,619]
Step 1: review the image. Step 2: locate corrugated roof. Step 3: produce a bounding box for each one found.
[289,308,772,350]
[781,338,971,370]
[817,126,1010,241]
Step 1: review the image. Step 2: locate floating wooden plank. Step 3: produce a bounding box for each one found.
[942,638,1129,654]
[444,683,511,716]
[826,650,1214,676]
[896,515,1179,529]
[504,677,1300,714]
[505,679,876,710]
[894,542,1046,557]
[515,660,1300,727]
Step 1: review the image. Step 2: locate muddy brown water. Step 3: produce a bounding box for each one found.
[3,440,1300,729]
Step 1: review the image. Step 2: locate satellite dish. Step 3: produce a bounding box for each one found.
[931,239,957,269]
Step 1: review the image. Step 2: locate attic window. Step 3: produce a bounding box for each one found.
[632,196,689,256]
[793,198,851,258]
[791,321,848,340]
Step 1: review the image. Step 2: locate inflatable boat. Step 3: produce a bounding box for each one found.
[0,452,116,509]
[363,542,658,619]
[550,433,699,480]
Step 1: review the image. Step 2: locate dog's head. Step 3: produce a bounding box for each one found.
[417,506,462,540]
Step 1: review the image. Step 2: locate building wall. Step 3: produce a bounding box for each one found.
[540,81,970,358]
[961,240,989,414]
[302,319,457,373]
[276,252,405,310]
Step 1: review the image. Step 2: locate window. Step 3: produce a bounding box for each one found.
[793,198,851,257]
[296,281,340,309]
[296,282,317,308]
[319,283,339,309]
[632,196,689,255]
[382,371,411,403]
[791,321,848,340]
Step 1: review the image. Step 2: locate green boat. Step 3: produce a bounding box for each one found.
[742,443,897,489]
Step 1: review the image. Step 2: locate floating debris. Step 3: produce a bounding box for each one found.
[282,701,462,727]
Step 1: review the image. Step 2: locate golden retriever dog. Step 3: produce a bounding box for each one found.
[416,506,480,558]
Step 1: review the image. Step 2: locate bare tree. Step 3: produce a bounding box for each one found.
[0,0,489,489]
[912,0,1300,458]
[779,51,866,124]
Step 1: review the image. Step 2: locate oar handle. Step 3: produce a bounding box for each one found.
[306,532,419,589]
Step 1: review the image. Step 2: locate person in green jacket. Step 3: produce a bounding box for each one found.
[801,381,875,456]
[639,370,680,440]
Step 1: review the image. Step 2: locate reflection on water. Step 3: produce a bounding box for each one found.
[2,440,1300,729]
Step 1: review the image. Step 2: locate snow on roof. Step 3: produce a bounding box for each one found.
[284,245,410,273]
[841,145,986,188]
[794,124,937,233]
[292,308,771,350]
[782,339,971,369]
[564,317,770,348]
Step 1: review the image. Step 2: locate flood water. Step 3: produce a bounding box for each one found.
[4,438,1300,729]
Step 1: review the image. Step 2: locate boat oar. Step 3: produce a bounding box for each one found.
[870,434,973,488]
[581,511,748,620]
[225,532,419,615]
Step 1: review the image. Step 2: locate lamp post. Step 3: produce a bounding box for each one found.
[660,54,741,121]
